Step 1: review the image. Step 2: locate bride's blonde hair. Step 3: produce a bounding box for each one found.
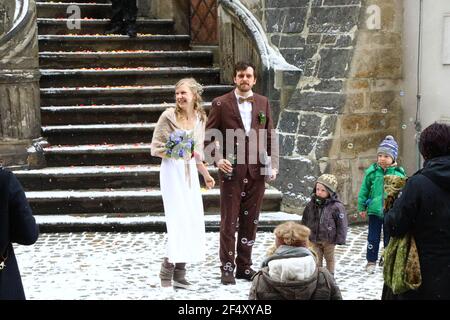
[175,78,206,122]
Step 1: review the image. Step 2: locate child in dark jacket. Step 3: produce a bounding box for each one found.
[301,174,348,275]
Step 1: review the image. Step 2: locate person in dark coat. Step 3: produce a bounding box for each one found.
[0,167,39,300]
[384,122,450,299]
[249,221,342,300]
[105,0,138,37]
[301,174,348,275]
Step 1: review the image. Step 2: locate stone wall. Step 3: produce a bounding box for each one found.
[331,0,403,222]
[243,0,403,219]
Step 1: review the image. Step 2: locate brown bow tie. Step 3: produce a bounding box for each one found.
[238,96,254,104]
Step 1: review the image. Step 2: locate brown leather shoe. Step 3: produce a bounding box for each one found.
[220,270,236,285]
[236,268,257,281]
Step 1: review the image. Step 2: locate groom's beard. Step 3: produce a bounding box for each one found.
[236,82,253,92]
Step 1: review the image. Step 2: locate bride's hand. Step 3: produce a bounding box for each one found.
[204,174,215,189]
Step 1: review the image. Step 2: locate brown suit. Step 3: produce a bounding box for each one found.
[205,90,276,275]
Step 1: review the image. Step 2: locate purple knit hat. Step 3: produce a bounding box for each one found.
[377,135,398,161]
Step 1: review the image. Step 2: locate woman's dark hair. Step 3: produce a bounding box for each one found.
[418,122,450,160]
[233,61,257,78]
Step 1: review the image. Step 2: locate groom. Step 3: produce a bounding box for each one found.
[205,61,278,285]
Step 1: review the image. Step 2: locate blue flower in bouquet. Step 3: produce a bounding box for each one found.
[165,130,195,160]
[185,138,194,150]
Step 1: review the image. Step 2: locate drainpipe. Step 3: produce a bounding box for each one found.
[414,0,423,170]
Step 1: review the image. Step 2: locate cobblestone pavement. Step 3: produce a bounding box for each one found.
[14,225,384,300]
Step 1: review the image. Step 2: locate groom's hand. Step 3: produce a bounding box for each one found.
[217,159,233,173]
[268,168,278,181]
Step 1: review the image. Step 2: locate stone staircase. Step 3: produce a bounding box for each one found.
[13,0,289,232]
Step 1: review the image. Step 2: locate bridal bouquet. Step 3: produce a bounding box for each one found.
[165,130,195,160]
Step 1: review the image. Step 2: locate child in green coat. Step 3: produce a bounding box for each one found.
[358,135,406,273]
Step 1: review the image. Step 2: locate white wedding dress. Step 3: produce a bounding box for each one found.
[160,127,206,263]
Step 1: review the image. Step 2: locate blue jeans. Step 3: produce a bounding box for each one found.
[366,214,390,262]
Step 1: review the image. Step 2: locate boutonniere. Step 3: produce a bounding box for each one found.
[258,112,266,125]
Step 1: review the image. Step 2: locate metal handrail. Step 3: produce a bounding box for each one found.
[219,0,301,74]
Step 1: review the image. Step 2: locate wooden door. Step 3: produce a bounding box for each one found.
[190,0,218,45]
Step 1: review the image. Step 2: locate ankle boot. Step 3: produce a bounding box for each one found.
[173,268,192,289]
[159,262,174,288]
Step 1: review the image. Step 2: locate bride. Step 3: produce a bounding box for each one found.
[150,78,215,289]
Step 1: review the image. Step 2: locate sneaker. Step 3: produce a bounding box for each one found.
[365,262,376,273]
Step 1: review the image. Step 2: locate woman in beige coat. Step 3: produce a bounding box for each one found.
[150,78,215,289]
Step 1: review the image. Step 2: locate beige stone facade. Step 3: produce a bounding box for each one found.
[331,0,404,216]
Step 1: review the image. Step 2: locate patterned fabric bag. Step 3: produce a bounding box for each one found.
[383,234,422,294]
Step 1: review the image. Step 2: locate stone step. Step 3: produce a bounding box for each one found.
[37,2,111,19]
[41,102,212,125]
[26,188,282,214]
[14,165,219,190]
[40,84,233,106]
[42,123,156,144]
[40,67,221,87]
[43,143,158,166]
[39,50,214,69]
[37,18,174,35]
[38,34,190,51]
[35,212,301,233]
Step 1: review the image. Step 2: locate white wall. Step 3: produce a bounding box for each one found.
[402,0,450,175]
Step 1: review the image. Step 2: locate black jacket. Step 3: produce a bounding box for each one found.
[385,155,450,299]
[0,168,39,300]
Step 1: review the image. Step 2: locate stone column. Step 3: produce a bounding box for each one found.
[0,0,41,167]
